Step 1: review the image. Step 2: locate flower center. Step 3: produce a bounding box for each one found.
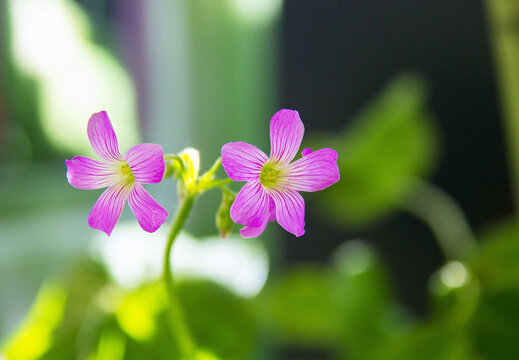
[120,163,135,182]
[260,163,282,188]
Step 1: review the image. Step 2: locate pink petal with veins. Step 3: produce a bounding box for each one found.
[284,148,340,192]
[240,221,268,238]
[269,109,304,165]
[125,143,165,184]
[65,156,119,189]
[88,182,134,236]
[128,183,169,232]
[230,179,270,227]
[221,142,268,181]
[269,188,305,237]
[87,111,123,161]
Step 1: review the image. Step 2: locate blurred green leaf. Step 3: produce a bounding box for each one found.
[331,241,408,360]
[1,259,116,360]
[382,221,519,360]
[464,220,519,360]
[258,266,340,345]
[177,279,256,360]
[429,261,480,324]
[258,241,407,359]
[375,321,474,360]
[40,260,116,360]
[2,283,67,360]
[473,220,519,291]
[312,73,439,228]
[115,283,168,343]
[90,328,126,360]
[470,290,519,360]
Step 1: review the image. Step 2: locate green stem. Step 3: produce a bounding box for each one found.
[486,0,519,218]
[401,181,478,261]
[163,195,196,359]
[196,178,233,191]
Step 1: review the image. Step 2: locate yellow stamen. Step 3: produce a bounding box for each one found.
[260,163,282,188]
[120,163,135,182]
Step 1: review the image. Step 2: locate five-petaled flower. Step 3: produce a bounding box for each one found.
[65,111,168,235]
[221,109,340,238]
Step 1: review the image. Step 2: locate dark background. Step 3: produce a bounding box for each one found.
[280,0,512,314]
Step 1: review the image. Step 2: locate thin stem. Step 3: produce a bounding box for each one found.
[196,178,233,191]
[163,195,196,359]
[200,157,222,182]
[401,180,478,261]
[485,0,519,218]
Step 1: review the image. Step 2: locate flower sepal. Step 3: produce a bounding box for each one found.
[163,154,185,180]
[216,187,236,238]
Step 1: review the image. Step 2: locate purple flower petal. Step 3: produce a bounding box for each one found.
[284,148,340,192]
[221,142,268,181]
[239,195,276,238]
[65,156,119,189]
[124,143,165,184]
[231,179,270,227]
[88,182,134,236]
[267,194,277,221]
[240,221,268,238]
[269,188,305,237]
[269,109,304,165]
[128,183,169,233]
[301,148,313,157]
[87,111,123,161]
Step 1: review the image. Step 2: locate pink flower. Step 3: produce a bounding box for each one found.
[65,111,168,235]
[221,109,340,238]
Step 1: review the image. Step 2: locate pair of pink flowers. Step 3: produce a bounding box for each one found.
[66,110,339,237]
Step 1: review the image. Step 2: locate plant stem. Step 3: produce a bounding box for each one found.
[485,0,519,218]
[196,178,233,191]
[401,181,478,261]
[163,195,196,359]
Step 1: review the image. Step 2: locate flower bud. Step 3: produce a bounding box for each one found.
[179,148,200,187]
[216,188,236,238]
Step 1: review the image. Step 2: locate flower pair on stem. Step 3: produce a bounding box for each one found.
[66,109,340,238]
[65,109,340,359]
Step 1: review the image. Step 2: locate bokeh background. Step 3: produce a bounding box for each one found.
[1,0,518,359]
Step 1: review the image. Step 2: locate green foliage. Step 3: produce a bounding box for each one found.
[2,283,67,360]
[468,221,519,360]
[332,241,407,360]
[257,220,519,360]
[5,221,519,360]
[474,220,519,291]
[470,290,519,360]
[375,321,474,360]
[311,73,439,228]
[178,279,256,360]
[1,259,255,360]
[258,241,407,359]
[258,266,340,345]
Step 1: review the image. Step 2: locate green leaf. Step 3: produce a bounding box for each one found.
[465,221,519,359]
[375,321,473,360]
[332,241,408,360]
[257,241,404,356]
[177,279,256,360]
[470,290,519,360]
[2,283,67,360]
[473,220,519,291]
[258,266,340,345]
[312,73,439,228]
